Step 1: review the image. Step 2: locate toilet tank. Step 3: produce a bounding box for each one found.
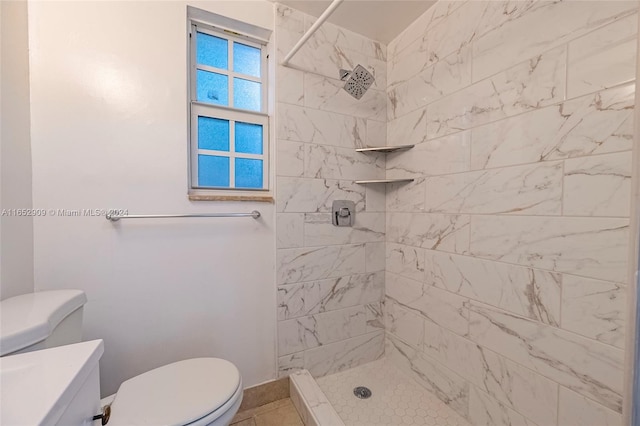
[0,290,87,356]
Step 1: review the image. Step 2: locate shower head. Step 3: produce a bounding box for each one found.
[339,64,374,100]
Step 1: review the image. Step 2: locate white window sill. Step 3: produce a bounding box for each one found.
[188,192,274,202]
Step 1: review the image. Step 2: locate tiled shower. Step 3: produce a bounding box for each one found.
[275,1,637,425]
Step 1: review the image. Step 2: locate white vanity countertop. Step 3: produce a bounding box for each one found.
[0,339,104,425]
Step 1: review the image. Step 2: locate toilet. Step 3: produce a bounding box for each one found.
[0,290,243,426]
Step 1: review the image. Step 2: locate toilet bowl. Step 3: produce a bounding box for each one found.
[105,358,243,426]
[0,290,243,426]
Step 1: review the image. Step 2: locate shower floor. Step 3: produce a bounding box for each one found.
[316,358,470,426]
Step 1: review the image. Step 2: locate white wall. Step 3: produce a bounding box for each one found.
[28,0,277,396]
[0,0,35,300]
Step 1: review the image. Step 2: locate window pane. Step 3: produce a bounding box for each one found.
[235,158,263,189]
[198,117,229,151]
[198,155,229,187]
[234,122,263,154]
[233,42,261,77]
[196,32,228,70]
[197,70,228,106]
[233,78,261,111]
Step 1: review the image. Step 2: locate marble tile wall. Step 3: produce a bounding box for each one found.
[384,1,637,425]
[275,4,387,379]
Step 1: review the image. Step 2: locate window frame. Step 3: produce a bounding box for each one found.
[188,20,270,195]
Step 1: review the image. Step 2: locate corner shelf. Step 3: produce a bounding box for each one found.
[355,144,415,185]
[355,178,415,184]
[355,144,414,153]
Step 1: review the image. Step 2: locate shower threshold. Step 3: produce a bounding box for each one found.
[289,358,470,426]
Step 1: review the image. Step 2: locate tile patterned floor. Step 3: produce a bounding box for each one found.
[317,358,470,426]
[230,398,303,426]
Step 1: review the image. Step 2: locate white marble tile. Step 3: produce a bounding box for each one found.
[563,151,632,217]
[304,73,387,122]
[276,213,304,249]
[304,330,384,377]
[277,272,384,320]
[472,1,548,41]
[387,131,471,179]
[387,212,470,254]
[275,4,305,34]
[425,250,561,326]
[276,25,304,62]
[364,302,384,334]
[276,177,366,213]
[472,1,637,81]
[303,144,385,181]
[365,120,386,148]
[568,13,637,99]
[468,386,537,426]
[278,305,368,355]
[365,242,385,273]
[276,11,385,81]
[427,46,566,140]
[289,369,345,426]
[361,54,387,92]
[388,47,472,120]
[469,215,629,282]
[561,275,626,349]
[385,271,424,307]
[302,13,386,62]
[278,65,304,106]
[419,1,488,74]
[388,0,465,59]
[277,103,366,149]
[386,107,427,147]
[303,212,385,247]
[364,184,386,212]
[276,139,304,177]
[385,334,470,418]
[386,243,425,283]
[384,297,424,349]
[315,274,384,316]
[422,321,558,426]
[468,302,625,412]
[425,161,563,215]
[408,285,470,337]
[558,386,623,426]
[470,84,635,170]
[278,282,306,321]
[283,26,363,80]
[386,178,426,212]
[387,37,431,91]
[386,271,469,337]
[289,379,313,425]
[276,243,366,285]
[278,351,304,378]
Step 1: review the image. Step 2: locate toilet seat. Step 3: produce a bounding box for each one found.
[107,358,242,426]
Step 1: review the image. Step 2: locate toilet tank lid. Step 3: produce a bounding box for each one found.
[0,290,87,356]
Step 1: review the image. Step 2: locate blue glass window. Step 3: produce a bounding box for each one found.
[235,122,263,154]
[235,158,263,188]
[198,117,229,151]
[196,32,228,69]
[233,42,261,77]
[233,78,261,111]
[197,70,228,106]
[198,155,229,187]
[192,27,267,191]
